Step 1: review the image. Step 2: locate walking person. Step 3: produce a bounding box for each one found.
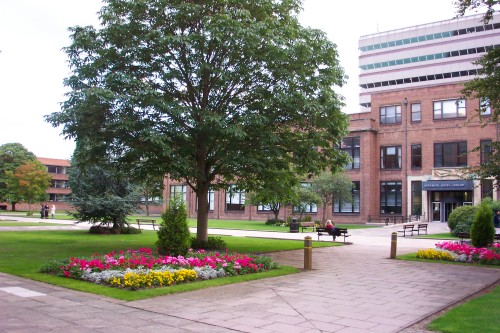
[40,204,45,219]
[494,210,500,234]
[51,204,56,219]
[44,204,49,219]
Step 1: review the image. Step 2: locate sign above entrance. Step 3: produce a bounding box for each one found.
[422,180,474,191]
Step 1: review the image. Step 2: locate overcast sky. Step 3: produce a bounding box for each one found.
[0,0,475,159]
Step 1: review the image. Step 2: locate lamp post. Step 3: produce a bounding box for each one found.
[403,97,408,219]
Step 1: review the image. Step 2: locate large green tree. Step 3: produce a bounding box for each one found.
[0,143,37,210]
[6,161,51,214]
[46,0,349,242]
[456,1,500,184]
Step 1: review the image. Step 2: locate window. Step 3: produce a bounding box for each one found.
[49,194,68,202]
[46,165,67,174]
[381,146,402,169]
[226,185,245,211]
[293,183,317,213]
[208,188,214,211]
[380,181,402,214]
[434,142,467,167]
[380,105,401,124]
[340,137,360,169]
[411,144,422,169]
[411,103,421,122]
[333,182,360,213]
[170,185,187,202]
[481,179,493,199]
[480,98,491,116]
[258,203,278,212]
[433,99,466,120]
[411,181,422,216]
[481,139,493,164]
[51,180,69,189]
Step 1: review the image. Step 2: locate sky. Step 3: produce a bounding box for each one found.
[0,0,475,160]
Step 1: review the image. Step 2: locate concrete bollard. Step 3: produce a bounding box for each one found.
[304,236,312,270]
[390,232,397,259]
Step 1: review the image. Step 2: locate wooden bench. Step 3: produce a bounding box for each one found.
[316,227,350,242]
[300,221,315,232]
[456,232,470,244]
[456,233,500,244]
[397,224,415,237]
[415,223,428,235]
[136,219,157,230]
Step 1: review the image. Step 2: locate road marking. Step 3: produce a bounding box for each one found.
[0,287,46,297]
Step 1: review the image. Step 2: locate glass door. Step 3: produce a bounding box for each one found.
[432,202,441,222]
[444,202,459,222]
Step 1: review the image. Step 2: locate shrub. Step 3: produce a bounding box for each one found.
[265,218,284,225]
[39,258,70,274]
[301,215,312,222]
[447,205,478,235]
[454,220,473,235]
[89,225,111,234]
[88,225,141,234]
[191,236,228,250]
[156,195,191,256]
[120,226,142,234]
[471,202,495,248]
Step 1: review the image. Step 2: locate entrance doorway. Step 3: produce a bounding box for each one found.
[430,191,473,222]
[432,202,441,222]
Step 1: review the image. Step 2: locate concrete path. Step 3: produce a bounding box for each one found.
[0,216,499,332]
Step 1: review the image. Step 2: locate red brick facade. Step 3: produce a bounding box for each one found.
[163,83,498,224]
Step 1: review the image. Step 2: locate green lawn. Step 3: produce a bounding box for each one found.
[128,216,378,232]
[1,212,378,231]
[0,230,338,300]
[0,221,64,227]
[427,286,500,333]
[416,232,458,240]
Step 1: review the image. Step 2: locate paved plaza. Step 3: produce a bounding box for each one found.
[0,217,499,332]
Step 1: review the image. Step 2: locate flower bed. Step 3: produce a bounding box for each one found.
[41,248,278,290]
[416,242,500,265]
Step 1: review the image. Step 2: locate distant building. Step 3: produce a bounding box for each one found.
[164,13,500,224]
[37,157,71,205]
[333,12,500,224]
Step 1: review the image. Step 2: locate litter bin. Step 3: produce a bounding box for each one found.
[289,218,299,233]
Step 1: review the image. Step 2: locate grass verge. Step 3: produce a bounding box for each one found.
[0,221,67,227]
[0,230,338,300]
[426,286,500,333]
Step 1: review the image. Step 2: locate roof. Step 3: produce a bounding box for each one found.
[37,157,71,167]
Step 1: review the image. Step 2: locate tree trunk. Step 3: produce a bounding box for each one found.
[322,197,327,222]
[145,199,150,216]
[11,202,17,211]
[196,181,209,243]
[273,209,279,221]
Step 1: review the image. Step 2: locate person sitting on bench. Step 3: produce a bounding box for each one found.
[325,220,340,239]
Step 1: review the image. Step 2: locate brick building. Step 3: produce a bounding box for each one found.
[165,13,500,224]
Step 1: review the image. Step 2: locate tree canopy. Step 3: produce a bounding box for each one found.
[46,0,350,241]
[68,161,141,228]
[6,161,51,213]
[0,143,37,210]
[311,172,352,222]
